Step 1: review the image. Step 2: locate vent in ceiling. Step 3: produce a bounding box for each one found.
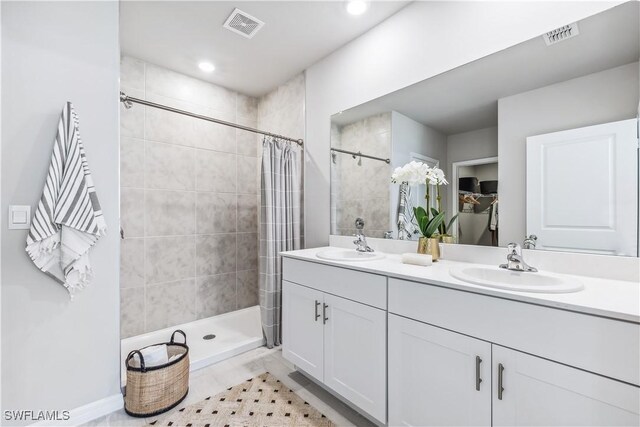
[223,8,264,39]
[543,23,580,46]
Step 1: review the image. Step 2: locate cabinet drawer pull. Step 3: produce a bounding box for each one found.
[314,300,321,321]
[323,303,329,324]
[475,356,483,391]
[498,363,505,400]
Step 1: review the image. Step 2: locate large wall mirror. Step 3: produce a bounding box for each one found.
[330,2,640,257]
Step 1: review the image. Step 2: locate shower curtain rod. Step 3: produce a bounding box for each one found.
[331,147,390,164]
[119,91,304,146]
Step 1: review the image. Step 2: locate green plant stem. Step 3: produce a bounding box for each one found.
[425,179,430,218]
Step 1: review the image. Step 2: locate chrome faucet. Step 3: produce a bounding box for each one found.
[353,218,374,253]
[499,243,537,272]
[523,234,538,250]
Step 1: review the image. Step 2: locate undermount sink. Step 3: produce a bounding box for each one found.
[316,249,385,262]
[449,266,584,293]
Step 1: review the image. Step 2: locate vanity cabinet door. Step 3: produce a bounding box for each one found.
[493,345,640,426]
[388,314,491,427]
[282,281,324,382]
[323,294,387,424]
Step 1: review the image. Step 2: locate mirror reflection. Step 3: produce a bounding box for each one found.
[330,2,639,256]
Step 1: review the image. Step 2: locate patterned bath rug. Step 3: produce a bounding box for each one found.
[149,372,335,427]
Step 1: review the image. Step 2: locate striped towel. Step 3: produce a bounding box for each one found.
[397,182,418,240]
[26,102,107,298]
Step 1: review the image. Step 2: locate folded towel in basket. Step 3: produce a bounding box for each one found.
[26,102,107,298]
[130,344,169,368]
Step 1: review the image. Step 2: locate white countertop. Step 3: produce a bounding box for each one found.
[281,247,640,323]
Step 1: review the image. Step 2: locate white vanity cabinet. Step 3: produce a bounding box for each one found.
[323,293,386,423]
[282,258,387,423]
[388,277,640,427]
[492,346,640,426]
[388,312,640,427]
[282,255,640,427]
[388,314,492,426]
[282,281,324,380]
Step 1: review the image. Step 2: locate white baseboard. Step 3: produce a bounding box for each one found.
[30,393,123,427]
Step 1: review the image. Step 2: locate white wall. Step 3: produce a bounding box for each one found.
[446,126,498,184]
[390,111,447,237]
[305,1,621,247]
[498,62,639,245]
[1,1,121,422]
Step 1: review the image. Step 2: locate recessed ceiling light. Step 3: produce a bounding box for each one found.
[346,1,368,15]
[198,62,215,72]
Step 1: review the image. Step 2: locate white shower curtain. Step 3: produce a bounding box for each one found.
[259,137,303,348]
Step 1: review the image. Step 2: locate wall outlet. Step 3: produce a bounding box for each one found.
[9,205,31,230]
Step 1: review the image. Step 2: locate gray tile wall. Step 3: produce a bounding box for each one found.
[331,113,392,238]
[120,56,260,338]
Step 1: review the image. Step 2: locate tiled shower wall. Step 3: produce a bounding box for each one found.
[119,57,262,338]
[331,113,391,238]
[257,73,305,142]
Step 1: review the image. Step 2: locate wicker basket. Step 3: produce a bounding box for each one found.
[124,330,190,417]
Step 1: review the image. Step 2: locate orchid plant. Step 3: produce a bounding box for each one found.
[392,161,458,239]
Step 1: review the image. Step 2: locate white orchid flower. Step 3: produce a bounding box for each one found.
[426,167,448,185]
[391,162,449,186]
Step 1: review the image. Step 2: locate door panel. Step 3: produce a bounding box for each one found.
[323,294,386,423]
[493,345,640,426]
[282,281,324,381]
[388,314,492,426]
[526,119,638,256]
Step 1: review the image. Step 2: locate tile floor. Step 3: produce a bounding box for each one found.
[85,347,375,426]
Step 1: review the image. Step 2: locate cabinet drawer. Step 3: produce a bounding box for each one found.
[389,278,640,386]
[283,258,386,309]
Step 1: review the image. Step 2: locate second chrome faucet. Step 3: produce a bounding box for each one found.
[499,243,537,272]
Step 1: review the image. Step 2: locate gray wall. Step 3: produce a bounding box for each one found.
[1,1,121,418]
[498,62,639,245]
[446,126,498,182]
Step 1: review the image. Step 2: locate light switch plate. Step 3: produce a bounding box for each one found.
[9,205,31,230]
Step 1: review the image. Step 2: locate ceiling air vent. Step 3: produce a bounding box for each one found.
[223,8,265,39]
[543,22,580,46]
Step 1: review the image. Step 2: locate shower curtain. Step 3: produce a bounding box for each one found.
[259,137,303,348]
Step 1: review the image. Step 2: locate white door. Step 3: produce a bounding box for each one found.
[388,314,492,427]
[323,294,386,423]
[493,345,640,426]
[282,281,324,381]
[526,119,638,256]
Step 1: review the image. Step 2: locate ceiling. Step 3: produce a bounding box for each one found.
[333,1,640,135]
[120,1,410,97]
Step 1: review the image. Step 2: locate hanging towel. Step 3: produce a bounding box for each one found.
[488,198,499,247]
[26,102,107,298]
[397,182,418,240]
[488,199,498,231]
